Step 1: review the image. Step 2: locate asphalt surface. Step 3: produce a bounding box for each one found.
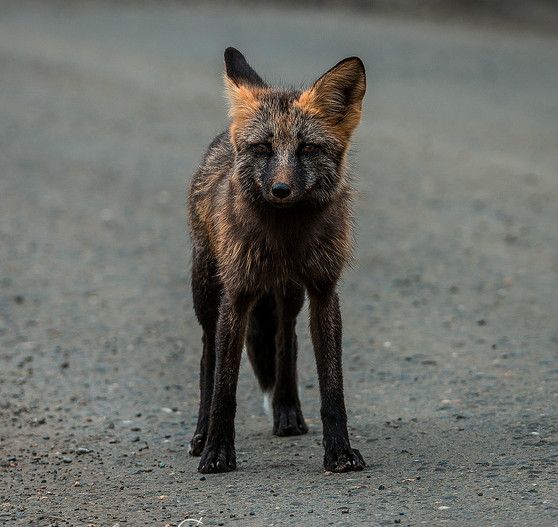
[1,2,557,526]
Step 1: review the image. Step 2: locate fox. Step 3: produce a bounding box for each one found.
[187,47,366,473]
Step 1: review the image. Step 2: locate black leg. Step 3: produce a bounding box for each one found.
[308,283,365,472]
[189,249,221,456]
[198,292,255,473]
[272,282,308,436]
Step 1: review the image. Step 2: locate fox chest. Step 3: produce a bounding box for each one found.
[216,232,347,292]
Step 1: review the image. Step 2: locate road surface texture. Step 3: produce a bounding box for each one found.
[1,2,557,526]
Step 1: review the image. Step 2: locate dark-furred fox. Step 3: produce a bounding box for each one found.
[188,48,366,473]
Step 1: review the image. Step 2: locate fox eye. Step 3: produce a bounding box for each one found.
[252,142,272,154]
[300,143,320,154]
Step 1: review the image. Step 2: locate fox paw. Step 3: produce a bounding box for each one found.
[273,405,308,437]
[324,447,366,472]
[198,441,236,473]
[188,433,206,456]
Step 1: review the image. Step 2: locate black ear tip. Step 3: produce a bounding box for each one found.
[224,47,236,59]
[224,47,243,63]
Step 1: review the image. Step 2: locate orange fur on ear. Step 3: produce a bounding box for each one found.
[224,75,264,142]
[297,57,366,141]
[225,76,261,118]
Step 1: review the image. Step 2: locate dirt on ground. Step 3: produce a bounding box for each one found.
[0,2,557,526]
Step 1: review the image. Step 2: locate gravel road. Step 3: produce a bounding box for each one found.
[1,2,557,526]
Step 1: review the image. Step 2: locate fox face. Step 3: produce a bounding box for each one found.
[224,48,366,209]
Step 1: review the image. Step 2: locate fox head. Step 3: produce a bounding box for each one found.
[224,47,366,209]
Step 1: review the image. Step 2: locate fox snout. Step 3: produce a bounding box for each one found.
[271,182,291,199]
[266,166,297,206]
[266,182,296,207]
[265,164,308,207]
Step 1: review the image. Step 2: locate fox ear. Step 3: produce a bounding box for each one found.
[224,47,267,120]
[224,47,266,89]
[298,57,366,137]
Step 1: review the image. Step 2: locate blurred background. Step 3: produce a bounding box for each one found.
[1,1,557,526]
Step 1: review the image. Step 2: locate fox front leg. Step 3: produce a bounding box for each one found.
[308,283,366,472]
[198,292,254,474]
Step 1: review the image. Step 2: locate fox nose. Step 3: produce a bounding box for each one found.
[271,182,291,199]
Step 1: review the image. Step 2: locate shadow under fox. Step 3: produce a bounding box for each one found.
[188,47,366,473]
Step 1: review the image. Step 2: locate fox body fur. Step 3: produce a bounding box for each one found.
[188,47,366,473]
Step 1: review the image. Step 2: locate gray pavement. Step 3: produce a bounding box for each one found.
[1,2,557,526]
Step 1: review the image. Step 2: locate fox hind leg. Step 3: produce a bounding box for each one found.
[246,291,277,396]
[271,282,308,436]
[247,286,307,436]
